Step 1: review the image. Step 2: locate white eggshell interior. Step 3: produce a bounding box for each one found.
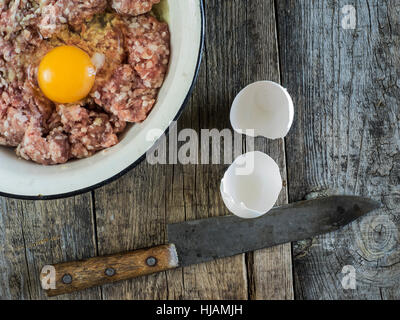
[230,81,294,139]
[220,151,283,219]
[0,0,203,198]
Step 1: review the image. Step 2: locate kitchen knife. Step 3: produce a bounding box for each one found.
[40,195,379,296]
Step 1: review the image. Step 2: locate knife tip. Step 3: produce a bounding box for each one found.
[356,196,381,216]
[370,199,382,210]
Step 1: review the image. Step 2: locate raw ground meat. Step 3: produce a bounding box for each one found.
[58,105,120,159]
[79,14,127,90]
[111,0,160,16]
[17,105,123,164]
[17,124,71,165]
[0,105,30,147]
[124,14,170,88]
[0,1,169,165]
[92,14,169,122]
[0,0,40,38]
[38,0,107,38]
[0,82,53,147]
[92,64,157,122]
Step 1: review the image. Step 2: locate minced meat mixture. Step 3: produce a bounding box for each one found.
[0,0,169,165]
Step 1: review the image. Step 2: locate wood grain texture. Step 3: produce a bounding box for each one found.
[245,0,293,300]
[277,0,400,299]
[94,165,169,300]
[0,196,101,300]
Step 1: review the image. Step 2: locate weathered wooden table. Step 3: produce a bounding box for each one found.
[1,0,399,300]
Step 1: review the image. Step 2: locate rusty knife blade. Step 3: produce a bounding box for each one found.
[167,196,380,267]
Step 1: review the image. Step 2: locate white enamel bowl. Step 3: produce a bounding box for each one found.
[0,0,205,199]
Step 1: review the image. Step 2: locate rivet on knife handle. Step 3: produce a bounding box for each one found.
[40,244,179,297]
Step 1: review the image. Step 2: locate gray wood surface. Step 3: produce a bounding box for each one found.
[1,0,399,300]
[277,0,400,299]
[0,196,101,299]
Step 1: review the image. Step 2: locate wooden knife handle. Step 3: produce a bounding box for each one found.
[40,244,179,297]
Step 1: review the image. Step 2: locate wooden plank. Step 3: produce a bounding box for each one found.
[0,199,31,299]
[164,0,251,300]
[0,195,101,300]
[94,165,169,300]
[277,0,400,299]
[245,0,293,300]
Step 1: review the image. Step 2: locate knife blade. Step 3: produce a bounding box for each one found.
[41,195,379,296]
[168,195,380,267]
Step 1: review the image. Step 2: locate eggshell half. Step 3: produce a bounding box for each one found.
[220,151,283,219]
[230,81,294,139]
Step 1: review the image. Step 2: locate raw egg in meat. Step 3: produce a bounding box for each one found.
[38,45,96,104]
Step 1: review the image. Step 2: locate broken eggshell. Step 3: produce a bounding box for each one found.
[220,151,283,219]
[230,81,294,139]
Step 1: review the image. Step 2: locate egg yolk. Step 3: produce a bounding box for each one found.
[38,46,96,104]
